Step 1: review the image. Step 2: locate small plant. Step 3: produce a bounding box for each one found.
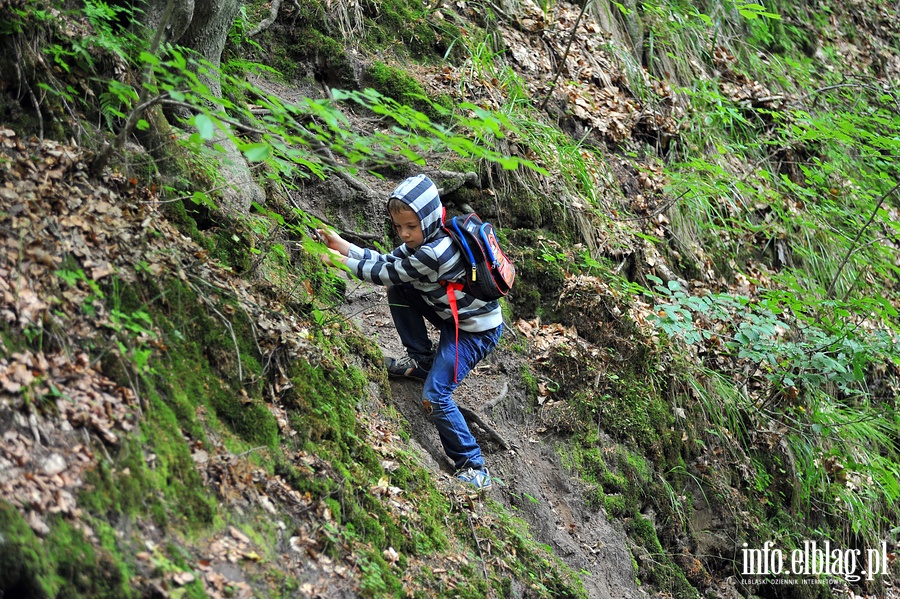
[56,268,105,316]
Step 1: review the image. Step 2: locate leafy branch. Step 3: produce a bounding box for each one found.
[824,180,900,299]
[90,0,175,176]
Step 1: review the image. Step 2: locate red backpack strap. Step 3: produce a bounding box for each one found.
[441,280,464,383]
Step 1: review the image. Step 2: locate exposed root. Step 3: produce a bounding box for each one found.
[459,406,510,449]
[247,0,283,37]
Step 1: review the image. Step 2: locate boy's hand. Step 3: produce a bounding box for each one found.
[316,228,351,256]
[320,248,347,268]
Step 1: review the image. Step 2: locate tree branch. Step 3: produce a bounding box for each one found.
[160,98,381,198]
[482,381,508,413]
[539,0,592,112]
[825,180,900,299]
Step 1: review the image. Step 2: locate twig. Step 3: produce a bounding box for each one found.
[160,97,378,195]
[538,0,592,112]
[605,189,692,222]
[824,180,900,300]
[238,445,267,457]
[247,0,283,37]
[796,82,882,106]
[190,281,244,382]
[13,42,43,141]
[150,182,234,203]
[458,406,510,449]
[467,513,489,580]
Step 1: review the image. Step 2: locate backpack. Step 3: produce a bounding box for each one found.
[440,212,515,382]
[442,212,515,301]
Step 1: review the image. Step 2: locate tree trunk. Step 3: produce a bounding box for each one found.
[136,0,195,45]
[138,0,265,215]
[180,0,265,215]
[179,0,241,99]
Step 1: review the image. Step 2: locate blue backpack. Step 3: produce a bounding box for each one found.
[440,212,515,382]
[441,212,515,301]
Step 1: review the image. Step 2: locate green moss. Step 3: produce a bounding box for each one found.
[358,552,401,597]
[604,494,627,517]
[148,277,278,449]
[208,228,254,274]
[360,0,463,62]
[283,359,371,457]
[256,0,354,85]
[520,366,538,403]
[505,230,568,320]
[47,518,131,597]
[0,506,132,599]
[365,61,449,122]
[141,390,216,528]
[485,503,587,599]
[627,515,699,598]
[498,186,569,233]
[82,310,217,529]
[79,438,164,524]
[0,502,46,596]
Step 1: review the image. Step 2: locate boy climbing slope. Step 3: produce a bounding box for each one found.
[318,174,502,490]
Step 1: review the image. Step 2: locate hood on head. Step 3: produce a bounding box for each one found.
[390,175,443,241]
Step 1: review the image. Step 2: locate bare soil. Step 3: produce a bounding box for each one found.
[339,278,643,599]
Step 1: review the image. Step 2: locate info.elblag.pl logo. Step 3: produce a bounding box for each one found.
[742,540,890,582]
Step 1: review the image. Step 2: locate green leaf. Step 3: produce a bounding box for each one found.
[195,114,215,140]
[139,51,159,66]
[242,143,271,162]
[192,191,216,209]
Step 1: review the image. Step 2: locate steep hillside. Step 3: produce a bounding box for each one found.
[2,0,900,598]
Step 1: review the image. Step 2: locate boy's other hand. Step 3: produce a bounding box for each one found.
[316,228,351,256]
[320,248,347,268]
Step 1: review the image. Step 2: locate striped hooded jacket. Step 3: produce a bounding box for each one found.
[345,174,502,333]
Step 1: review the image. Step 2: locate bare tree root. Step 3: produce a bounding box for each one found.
[459,406,510,449]
[482,381,508,413]
[247,0,283,37]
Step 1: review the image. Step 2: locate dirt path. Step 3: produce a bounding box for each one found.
[338,278,643,599]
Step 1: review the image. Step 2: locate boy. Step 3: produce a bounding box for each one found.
[318,174,502,490]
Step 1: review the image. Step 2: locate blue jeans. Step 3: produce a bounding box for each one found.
[387,284,503,470]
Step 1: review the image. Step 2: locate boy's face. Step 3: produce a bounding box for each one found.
[390,208,424,250]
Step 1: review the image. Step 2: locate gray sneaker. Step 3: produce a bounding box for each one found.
[456,467,492,490]
[384,356,430,382]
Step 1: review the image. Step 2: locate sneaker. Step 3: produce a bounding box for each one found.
[456,467,492,490]
[384,356,430,382]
